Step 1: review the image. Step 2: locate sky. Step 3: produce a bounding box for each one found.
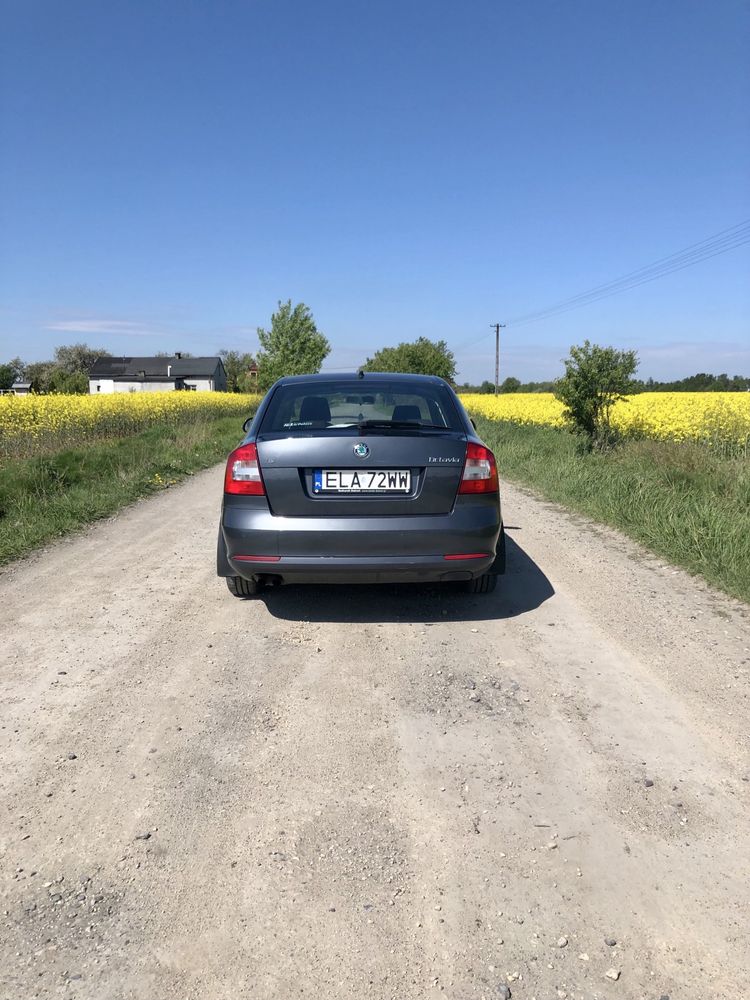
[0,0,748,384]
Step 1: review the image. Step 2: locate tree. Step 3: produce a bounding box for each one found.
[49,369,90,394]
[500,376,521,393]
[0,364,15,390]
[256,301,330,391]
[54,342,111,374]
[25,361,57,393]
[362,336,456,382]
[554,340,638,447]
[6,357,25,381]
[219,349,257,393]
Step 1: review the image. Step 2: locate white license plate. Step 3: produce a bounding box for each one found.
[313,469,411,493]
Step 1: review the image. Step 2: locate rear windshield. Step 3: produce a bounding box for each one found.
[259,379,464,434]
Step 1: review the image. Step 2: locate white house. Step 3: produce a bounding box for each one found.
[89,355,227,393]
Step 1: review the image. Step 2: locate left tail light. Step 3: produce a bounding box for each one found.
[224,443,265,495]
[458,442,498,494]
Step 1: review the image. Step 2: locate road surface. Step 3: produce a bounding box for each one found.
[1,465,748,999]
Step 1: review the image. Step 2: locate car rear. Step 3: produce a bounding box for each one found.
[218,373,503,592]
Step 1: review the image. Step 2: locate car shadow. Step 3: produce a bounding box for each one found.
[260,534,554,624]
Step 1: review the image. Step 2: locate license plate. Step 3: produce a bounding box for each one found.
[313,469,411,493]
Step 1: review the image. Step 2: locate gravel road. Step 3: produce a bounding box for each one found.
[1,465,748,1000]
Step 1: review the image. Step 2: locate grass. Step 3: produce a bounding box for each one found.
[472,415,750,604]
[0,413,250,565]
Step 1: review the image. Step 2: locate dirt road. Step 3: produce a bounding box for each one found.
[1,465,748,1000]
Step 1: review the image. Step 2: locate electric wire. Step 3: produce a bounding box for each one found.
[456,219,750,351]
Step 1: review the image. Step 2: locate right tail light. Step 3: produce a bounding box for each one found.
[458,442,498,494]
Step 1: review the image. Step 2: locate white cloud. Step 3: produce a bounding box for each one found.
[45,319,158,337]
[638,340,750,362]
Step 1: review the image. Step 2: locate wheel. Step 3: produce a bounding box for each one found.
[463,573,498,594]
[226,575,261,598]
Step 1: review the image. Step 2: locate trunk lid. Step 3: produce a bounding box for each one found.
[256,431,467,517]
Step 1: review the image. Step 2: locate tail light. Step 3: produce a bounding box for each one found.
[224,443,265,495]
[458,442,498,494]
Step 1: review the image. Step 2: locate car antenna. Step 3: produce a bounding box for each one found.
[357,369,365,379]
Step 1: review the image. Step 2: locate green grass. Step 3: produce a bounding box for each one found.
[0,414,251,565]
[472,416,750,604]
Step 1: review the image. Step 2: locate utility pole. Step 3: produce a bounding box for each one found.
[491,323,506,395]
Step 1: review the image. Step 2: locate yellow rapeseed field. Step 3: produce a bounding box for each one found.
[0,391,260,459]
[460,392,750,448]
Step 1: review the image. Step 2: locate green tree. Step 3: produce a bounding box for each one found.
[25,360,57,393]
[362,336,456,382]
[219,349,257,393]
[0,364,15,390]
[554,340,638,447]
[6,357,26,381]
[49,369,90,394]
[256,301,330,391]
[500,376,521,393]
[54,342,111,374]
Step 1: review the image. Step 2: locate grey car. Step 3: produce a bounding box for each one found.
[217,372,504,597]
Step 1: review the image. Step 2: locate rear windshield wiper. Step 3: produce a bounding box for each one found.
[356,419,449,431]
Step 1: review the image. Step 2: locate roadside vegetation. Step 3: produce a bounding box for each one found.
[0,396,257,565]
[461,391,750,456]
[463,342,749,601]
[469,416,750,602]
[0,390,258,459]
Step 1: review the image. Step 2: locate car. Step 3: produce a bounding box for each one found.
[217,372,505,597]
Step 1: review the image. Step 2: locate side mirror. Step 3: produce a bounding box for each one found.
[242,416,253,433]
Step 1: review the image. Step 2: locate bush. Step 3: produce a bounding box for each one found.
[555,340,638,447]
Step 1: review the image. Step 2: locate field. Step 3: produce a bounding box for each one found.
[0,391,260,459]
[0,391,259,564]
[465,411,750,603]
[460,391,750,453]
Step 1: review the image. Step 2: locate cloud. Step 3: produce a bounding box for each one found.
[45,320,159,337]
[638,340,749,358]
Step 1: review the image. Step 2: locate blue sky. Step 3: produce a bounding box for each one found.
[1,0,748,383]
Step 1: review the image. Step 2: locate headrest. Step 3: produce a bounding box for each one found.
[391,404,422,422]
[299,396,331,423]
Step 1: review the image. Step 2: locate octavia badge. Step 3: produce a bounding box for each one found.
[353,442,370,458]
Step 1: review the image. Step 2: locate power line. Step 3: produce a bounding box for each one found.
[508,221,750,328]
[456,219,750,352]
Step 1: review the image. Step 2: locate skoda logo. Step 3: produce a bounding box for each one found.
[353,442,370,459]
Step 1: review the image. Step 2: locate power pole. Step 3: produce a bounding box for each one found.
[491,323,506,395]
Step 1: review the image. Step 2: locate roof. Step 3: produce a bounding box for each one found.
[275,372,449,386]
[89,356,224,378]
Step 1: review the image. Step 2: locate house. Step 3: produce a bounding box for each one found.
[10,381,32,395]
[88,355,227,394]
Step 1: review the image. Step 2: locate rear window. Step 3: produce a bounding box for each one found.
[259,379,464,434]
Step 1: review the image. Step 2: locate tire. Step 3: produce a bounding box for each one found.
[226,575,260,598]
[464,573,498,594]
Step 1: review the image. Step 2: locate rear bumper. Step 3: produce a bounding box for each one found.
[232,553,493,584]
[220,499,501,584]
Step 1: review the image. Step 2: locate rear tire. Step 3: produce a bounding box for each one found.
[226,576,260,598]
[464,573,498,594]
